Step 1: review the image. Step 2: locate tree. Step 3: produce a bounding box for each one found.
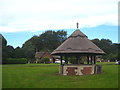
[6,45,14,58]
[21,30,67,61]
[41,57,50,64]
[13,47,25,58]
[23,30,67,52]
[22,39,36,59]
[2,35,8,59]
[37,30,67,51]
[91,38,119,61]
[28,35,40,50]
[2,35,7,46]
[2,35,15,60]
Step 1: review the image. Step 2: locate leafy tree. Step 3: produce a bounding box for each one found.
[41,57,50,64]
[21,30,67,61]
[38,30,67,51]
[2,35,14,59]
[1,35,15,64]
[22,30,67,51]
[2,35,8,59]
[2,35,7,46]
[22,39,36,59]
[13,47,25,58]
[6,45,14,58]
[28,35,40,50]
[91,38,119,61]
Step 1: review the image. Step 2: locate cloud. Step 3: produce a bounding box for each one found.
[0,0,119,33]
[76,13,118,28]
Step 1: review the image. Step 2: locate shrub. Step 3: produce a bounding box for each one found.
[41,57,50,64]
[2,58,27,64]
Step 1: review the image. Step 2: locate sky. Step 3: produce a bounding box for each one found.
[0,0,119,48]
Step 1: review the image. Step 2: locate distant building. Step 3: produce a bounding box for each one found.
[35,51,53,63]
[35,51,60,63]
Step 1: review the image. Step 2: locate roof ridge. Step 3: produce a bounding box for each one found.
[69,29,87,38]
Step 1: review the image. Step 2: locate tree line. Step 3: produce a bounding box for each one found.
[91,39,119,61]
[2,30,67,63]
[2,30,119,63]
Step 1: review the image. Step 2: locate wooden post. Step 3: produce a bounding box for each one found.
[60,56,63,65]
[65,56,68,64]
[78,56,80,64]
[90,56,93,64]
[81,56,84,64]
[87,56,89,64]
[65,56,66,64]
[66,57,68,64]
[76,56,78,64]
[94,56,96,64]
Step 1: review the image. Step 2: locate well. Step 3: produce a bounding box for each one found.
[51,23,105,75]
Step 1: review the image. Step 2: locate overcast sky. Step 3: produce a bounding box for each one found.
[0,0,119,33]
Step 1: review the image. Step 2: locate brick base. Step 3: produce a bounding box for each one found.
[59,64,102,75]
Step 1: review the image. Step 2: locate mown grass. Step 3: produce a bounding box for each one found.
[2,62,119,88]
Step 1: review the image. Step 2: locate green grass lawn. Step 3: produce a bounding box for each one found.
[2,62,119,88]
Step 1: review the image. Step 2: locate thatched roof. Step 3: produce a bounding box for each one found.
[51,29,105,55]
[35,51,56,59]
[35,52,44,58]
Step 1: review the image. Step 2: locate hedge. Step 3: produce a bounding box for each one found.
[41,57,50,64]
[2,58,27,64]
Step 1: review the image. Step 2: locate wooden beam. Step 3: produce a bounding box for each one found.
[60,56,63,65]
[66,57,68,64]
[75,56,78,64]
[93,56,96,64]
[78,57,80,64]
[76,56,79,64]
[90,56,93,64]
[65,56,68,64]
[87,56,89,64]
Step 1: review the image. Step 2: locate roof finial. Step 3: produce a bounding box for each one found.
[77,23,79,29]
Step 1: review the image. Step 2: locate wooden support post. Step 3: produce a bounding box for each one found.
[90,56,93,64]
[60,56,63,65]
[78,56,80,64]
[81,56,84,64]
[76,56,78,64]
[87,56,89,64]
[71,56,72,64]
[65,56,68,64]
[94,56,96,64]
[65,56,66,64]
[66,57,68,64]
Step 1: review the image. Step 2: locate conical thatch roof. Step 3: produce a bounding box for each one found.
[51,29,105,55]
